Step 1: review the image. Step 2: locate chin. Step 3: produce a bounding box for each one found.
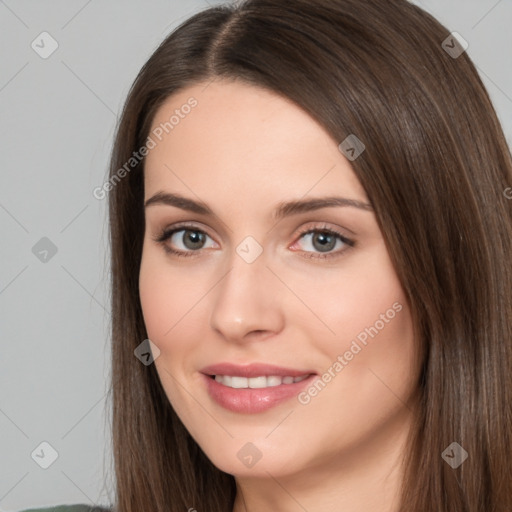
[197,434,304,478]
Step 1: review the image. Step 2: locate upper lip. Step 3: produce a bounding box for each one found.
[201,362,316,378]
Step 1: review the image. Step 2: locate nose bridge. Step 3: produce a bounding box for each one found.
[209,238,284,341]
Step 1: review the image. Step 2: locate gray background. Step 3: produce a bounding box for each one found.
[0,1,510,510]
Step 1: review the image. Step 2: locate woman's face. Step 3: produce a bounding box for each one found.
[139,78,418,480]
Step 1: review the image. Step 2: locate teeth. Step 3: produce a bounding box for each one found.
[248,376,267,388]
[213,375,310,388]
[231,376,248,388]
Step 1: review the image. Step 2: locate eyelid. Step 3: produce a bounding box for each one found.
[152,221,215,242]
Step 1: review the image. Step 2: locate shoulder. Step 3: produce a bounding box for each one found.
[20,505,111,512]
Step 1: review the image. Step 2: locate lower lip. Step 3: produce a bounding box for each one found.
[202,373,317,414]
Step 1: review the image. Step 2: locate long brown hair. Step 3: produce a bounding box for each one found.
[106,0,512,510]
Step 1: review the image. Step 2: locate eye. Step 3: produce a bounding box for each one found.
[291,224,355,259]
[153,225,216,257]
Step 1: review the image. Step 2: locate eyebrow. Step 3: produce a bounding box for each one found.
[144,191,373,221]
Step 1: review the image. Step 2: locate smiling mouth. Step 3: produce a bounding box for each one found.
[203,370,317,413]
[210,374,311,388]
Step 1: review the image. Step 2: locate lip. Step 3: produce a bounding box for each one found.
[201,362,315,378]
[200,362,317,414]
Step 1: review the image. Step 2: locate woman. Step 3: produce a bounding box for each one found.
[23,0,512,510]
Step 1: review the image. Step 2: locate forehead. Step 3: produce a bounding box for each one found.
[143,79,367,205]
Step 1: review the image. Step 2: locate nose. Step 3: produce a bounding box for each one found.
[209,246,285,344]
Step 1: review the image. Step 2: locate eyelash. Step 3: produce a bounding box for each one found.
[152,222,355,260]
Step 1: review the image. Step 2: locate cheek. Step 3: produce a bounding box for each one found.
[138,247,203,341]
[330,274,410,352]
[327,299,416,442]
[138,249,201,416]
[138,254,170,340]
[138,244,214,405]
[292,242,410,354]
[305,244,417,407]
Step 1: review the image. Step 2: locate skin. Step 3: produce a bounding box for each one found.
[139,78,420,512]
